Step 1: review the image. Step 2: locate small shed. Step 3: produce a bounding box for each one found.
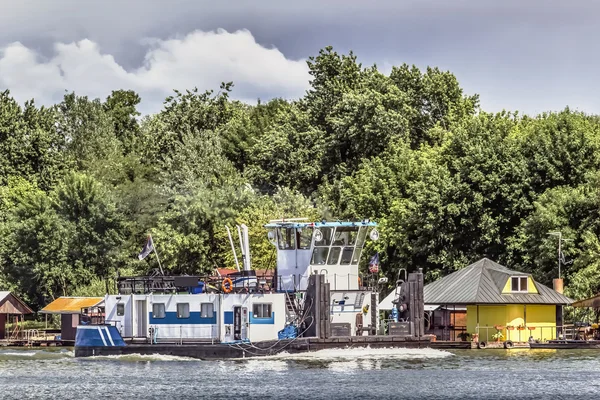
[41,297,104,341]
[0,291,34,339]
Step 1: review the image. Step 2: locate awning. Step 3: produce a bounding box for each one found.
[572,294,600,308]
[41,297,104,314]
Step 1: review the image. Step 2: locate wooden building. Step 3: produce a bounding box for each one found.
[41,297,104,341]
[423,258,572,343]
[0,291,34,339]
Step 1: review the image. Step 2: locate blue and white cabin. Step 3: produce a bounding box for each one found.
[105,292,286,343]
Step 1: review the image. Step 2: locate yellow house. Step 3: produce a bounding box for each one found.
[423,258,572,343]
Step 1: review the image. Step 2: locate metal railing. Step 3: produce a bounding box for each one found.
[474,324,581,343]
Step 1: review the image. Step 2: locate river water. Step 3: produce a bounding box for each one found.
[0,347,599,399]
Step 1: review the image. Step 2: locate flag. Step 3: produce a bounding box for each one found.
[138,235,154,260]
[369,253,379,274]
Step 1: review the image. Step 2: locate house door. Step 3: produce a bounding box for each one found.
[233,306,248,341]
[136,300,147,337]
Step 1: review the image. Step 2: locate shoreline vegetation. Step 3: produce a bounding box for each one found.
[0,47,599,320]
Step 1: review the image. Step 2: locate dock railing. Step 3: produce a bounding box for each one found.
[475,324,580,343]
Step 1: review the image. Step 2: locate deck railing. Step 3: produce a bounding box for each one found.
[474,324,586,343]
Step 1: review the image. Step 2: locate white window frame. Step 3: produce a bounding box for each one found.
[253,303,272,319]
[177,303,190,319]
[201,303,214,319]
[152,303,166,319]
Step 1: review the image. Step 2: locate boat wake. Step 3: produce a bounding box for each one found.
[0,348,74,361]
[81,353,200,362]
[252,346,454,361]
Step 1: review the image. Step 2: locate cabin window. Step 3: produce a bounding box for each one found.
[298,228,313,250]
[201,303,214,318]
[116,303,125,316]
[511,276,529,292]
[253,303,272,318]
[355,226,368,249]
[152,303,166,319]
[278,227,296,250]
[311,247,329,265]
[313,227,333,246]
[340,247,354,265]
[177,303,190,319]
[333,227,358,246]
[327,247,342,265]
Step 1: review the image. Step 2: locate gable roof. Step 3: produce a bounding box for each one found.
[423,258,572,305]
[0,291,33,314]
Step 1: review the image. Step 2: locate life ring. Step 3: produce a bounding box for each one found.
[478,341,487,349]
[222,277,233,293]
[504,340,514,349]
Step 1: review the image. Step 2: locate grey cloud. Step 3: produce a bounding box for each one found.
[2,0,600,114]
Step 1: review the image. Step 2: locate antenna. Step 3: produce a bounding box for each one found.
[225,226,241,272]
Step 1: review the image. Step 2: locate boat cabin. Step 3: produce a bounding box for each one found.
[265,220,378,292]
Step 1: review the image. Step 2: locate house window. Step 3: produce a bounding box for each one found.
[177,303,190,319]
[511,276,529,292]
[201,303,214,318]
[117,303,125,316]
[253,303,272,319]
[152,303,165,319]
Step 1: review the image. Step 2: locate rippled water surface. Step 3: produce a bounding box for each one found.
[1,347,599,399]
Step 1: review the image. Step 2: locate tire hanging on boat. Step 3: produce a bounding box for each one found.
[222,277,233,293]
[478,341,487,349]
[504,340,514,349]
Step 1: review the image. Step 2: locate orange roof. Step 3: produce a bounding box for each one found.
[41,297,104,314]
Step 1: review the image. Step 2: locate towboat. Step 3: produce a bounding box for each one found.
[74,219,440,359]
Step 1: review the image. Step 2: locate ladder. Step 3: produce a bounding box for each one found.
[285,291,301,323]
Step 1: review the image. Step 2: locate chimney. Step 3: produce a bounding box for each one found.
[553,278,564,294]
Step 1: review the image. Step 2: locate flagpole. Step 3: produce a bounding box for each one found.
[151,234,165,276]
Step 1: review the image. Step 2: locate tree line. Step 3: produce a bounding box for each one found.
[1,46,599,310]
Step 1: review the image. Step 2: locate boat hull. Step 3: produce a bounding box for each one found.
[74,336,460,360]
[529,340,600,349]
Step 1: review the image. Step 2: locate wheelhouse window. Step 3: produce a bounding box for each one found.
[510,276,528,292]
[152,303,165,319]
[311,247,329,265]
[177,303,190,319]
[253,303,272,318]
[277,227,296,250]
[116,303,125,316]
[201,303,214,318]
[298,228,313,249]
[327,247,342,265]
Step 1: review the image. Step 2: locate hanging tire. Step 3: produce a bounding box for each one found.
[478,341,487,349]
[504,340,514,349]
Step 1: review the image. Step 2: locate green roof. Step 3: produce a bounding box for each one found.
[423,258,572,305]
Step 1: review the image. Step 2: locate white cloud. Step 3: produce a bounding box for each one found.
[0,29,311,114]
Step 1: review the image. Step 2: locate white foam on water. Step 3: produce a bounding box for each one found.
[84,353,200,362]
[240,359,289,372]
[255,346,454,361]
[0,348,74,360]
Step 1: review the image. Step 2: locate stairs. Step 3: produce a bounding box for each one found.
[285,292,302,323]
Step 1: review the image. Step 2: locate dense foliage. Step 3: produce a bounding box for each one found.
[1,46,599,310]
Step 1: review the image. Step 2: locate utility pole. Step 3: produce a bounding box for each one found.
[547,232,572,279]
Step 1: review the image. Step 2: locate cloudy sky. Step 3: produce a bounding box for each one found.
[0,0,597,115]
